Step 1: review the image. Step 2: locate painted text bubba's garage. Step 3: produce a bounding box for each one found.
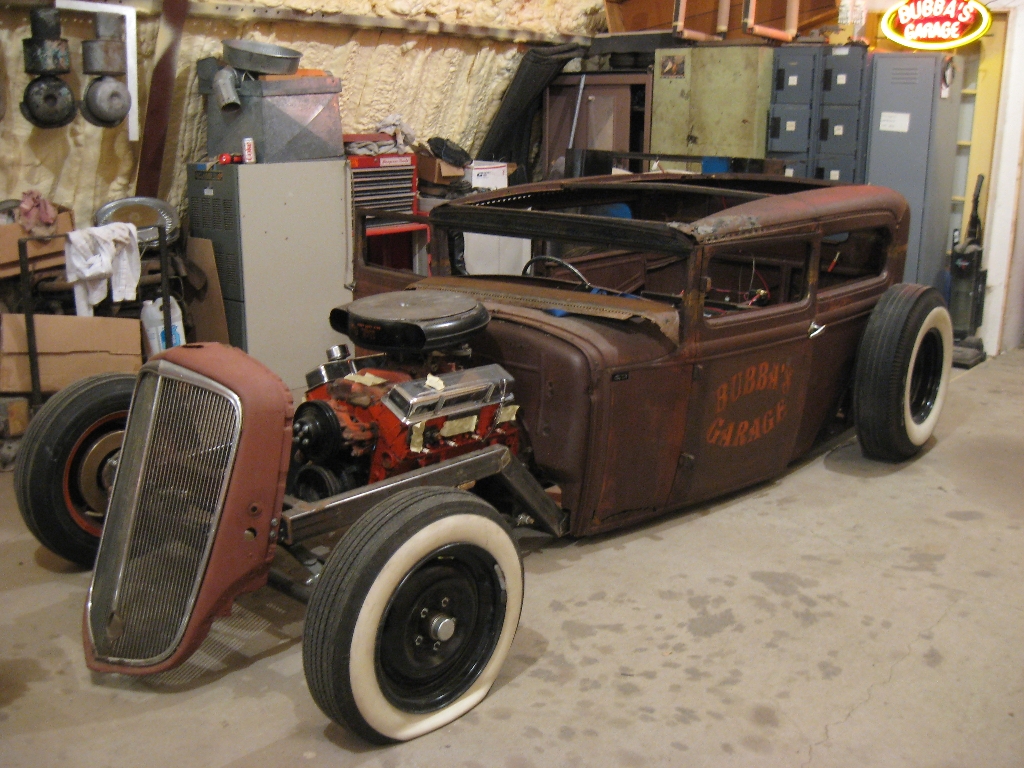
[707,361,792,448]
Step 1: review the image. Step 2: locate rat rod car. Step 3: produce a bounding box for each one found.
[15,173,952,743]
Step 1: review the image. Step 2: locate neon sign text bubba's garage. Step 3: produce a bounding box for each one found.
[881,0,993,49]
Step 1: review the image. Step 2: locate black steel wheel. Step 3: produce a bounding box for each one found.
[854,284,953,461]
[303,486,523,743]
[14,373,136,567]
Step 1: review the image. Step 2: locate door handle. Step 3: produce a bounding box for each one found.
[808,321,826,339]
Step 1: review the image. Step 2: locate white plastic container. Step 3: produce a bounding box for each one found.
[141,297,184,357]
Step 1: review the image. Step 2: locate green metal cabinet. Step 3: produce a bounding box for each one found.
[651,46,774,160]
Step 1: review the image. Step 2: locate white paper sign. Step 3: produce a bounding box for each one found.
[879,111,911,133]
[788,75,798,86]
[837,73,847,85]
[834,124,845,136]
[829,170,841,180]
[833,46,850,56]
[786,120,796,132]
[785,168,795,177]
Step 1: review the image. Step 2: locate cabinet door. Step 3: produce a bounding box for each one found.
[651,47,773,159]
[822,46,866,105]
[544,82,632,176]
[776,154,810,178]
[818,105,860,155]
[768,103,812,153]
[814,154,858,183]
[773,47,819,104]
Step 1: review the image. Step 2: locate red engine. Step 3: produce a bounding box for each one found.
[287,288,522,502]
[290,360,520,501]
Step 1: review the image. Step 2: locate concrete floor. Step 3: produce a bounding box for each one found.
[1,350,1022,767]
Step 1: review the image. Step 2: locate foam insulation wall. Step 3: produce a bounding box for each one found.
[0,11,160,226]
[0,0,604,226]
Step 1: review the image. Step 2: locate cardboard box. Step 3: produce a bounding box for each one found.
[417,153,466,185]
[0,313,142,394]
[186,237,231,345]
[465,161,508,190]
[0,206,75,279]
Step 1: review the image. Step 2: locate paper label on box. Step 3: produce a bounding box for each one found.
[879,111,911,133]
[785,120,796,132]
[788,75,798,86]
[836,73,848,85]
[833,46,850,56]
[785,168,795,177]
[830,170,841,180]
[834,124,845,136]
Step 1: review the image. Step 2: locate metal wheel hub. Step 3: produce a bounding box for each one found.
[910,329,943,424]
[376,543,505,713]
[77,430,124,518]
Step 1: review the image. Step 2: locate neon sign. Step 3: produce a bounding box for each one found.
[881,0,993,50]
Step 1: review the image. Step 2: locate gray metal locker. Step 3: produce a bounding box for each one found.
[769,103,812,153]
[773,47,820,105]
[814,154,857,183]
[187,159,353,391]
[818,105,860,155]
[866,53,962,287]
[822,46,867,105]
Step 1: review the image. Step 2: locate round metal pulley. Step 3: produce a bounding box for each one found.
[20,75,77,128]
[292,399,343,464]
[82,76,131,126]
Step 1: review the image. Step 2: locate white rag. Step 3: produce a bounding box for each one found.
[64,223,142,316]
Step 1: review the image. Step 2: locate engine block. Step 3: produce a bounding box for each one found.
[294,362,520,494]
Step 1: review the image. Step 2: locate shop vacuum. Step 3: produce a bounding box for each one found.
[949,174,988,369]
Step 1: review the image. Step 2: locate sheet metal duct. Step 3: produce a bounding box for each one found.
[198,57,345,164]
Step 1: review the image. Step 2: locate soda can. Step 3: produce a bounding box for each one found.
[242,137,256,164]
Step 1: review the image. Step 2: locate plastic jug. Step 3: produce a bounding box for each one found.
[141,297,184,356]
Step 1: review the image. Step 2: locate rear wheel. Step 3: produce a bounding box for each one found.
[854,284,953,461]
[14,373,135,567]
[303,486,523,743]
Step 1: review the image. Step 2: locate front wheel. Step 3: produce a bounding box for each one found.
[854,284,953,461]
[14,373,136,567]
[303,487,523,743]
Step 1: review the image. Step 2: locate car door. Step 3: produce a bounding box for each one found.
[792,217,897,456]
[670,231,817,506]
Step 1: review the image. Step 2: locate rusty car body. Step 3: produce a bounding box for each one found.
[15,173,953,743]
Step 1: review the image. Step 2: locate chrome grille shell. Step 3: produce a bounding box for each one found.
[86,360,242,667]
